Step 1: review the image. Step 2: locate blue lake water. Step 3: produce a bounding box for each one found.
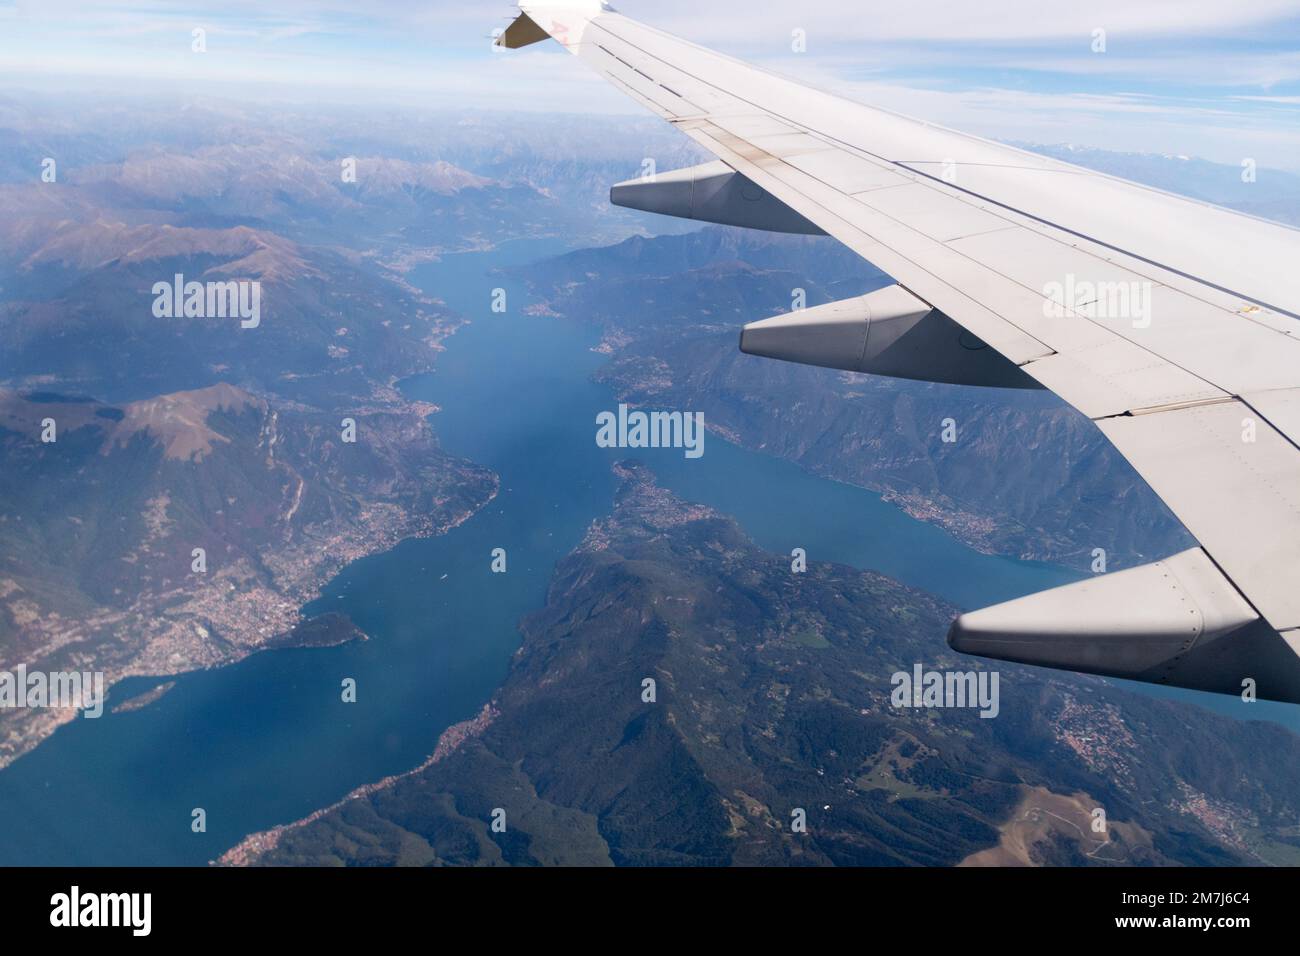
[0,236,1293,866]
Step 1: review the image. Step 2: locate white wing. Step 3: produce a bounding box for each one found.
[502,1,1300,703]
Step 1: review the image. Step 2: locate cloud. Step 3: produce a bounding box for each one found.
[1233,95,1300,106]
[800,75,1300,170]
[644,0,1298,42]
[2,0,1298,170]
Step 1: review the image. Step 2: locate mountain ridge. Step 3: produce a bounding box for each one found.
[225,462,1300,867]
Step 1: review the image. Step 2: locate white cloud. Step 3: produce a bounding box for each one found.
[2,0,1298,170]
[801,75,1300,171]
[612,0,1300,42]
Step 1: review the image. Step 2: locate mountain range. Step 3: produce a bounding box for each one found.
[4,99,1300,865]
[516,227,1194,569]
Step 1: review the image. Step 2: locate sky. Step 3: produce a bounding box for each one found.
[2,0,1299,169]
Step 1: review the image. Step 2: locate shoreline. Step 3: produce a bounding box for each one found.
[216,701,499,866]
[0,289,499,770]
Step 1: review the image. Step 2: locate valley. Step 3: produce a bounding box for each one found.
[1,102,1298,867]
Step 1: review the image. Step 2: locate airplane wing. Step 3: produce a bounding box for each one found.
[499,1,1300,704]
